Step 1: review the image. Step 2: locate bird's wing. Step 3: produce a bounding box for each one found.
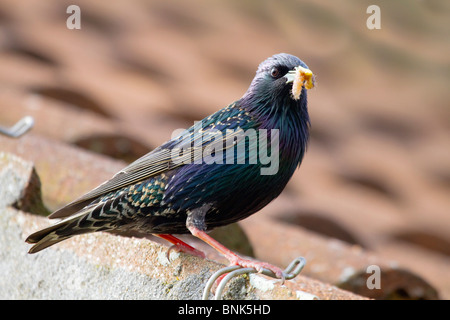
[48,147,179,218]
[49,104,250,219]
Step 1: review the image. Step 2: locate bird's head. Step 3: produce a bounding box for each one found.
[242,53,315,111]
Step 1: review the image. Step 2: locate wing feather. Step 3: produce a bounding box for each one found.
[49,104,249,219]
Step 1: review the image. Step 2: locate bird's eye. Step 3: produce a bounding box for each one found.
[270,67,280,78]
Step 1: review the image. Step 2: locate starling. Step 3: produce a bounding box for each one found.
[26,53,315,279]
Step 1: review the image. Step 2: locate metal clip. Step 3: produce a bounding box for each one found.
[0,116,34,138]
[202,256,306,300]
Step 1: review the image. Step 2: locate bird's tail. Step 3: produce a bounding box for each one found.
[26,207,99,254]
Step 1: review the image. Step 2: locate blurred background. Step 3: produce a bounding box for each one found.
[0,0,449,299]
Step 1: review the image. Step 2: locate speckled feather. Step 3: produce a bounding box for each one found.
[26,53,312,253]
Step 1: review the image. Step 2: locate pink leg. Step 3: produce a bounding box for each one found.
[188,225,285,279]
[156,234,206,259]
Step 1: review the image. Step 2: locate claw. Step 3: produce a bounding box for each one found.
[202,256,306,300]
[166,243,206,260]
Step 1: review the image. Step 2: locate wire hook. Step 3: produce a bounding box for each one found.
[202,256,306,300]
[0,116,34,138]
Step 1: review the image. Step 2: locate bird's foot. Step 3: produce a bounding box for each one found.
[187,225,285,282]
[227,256,286,283]
[156,234,206,260]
